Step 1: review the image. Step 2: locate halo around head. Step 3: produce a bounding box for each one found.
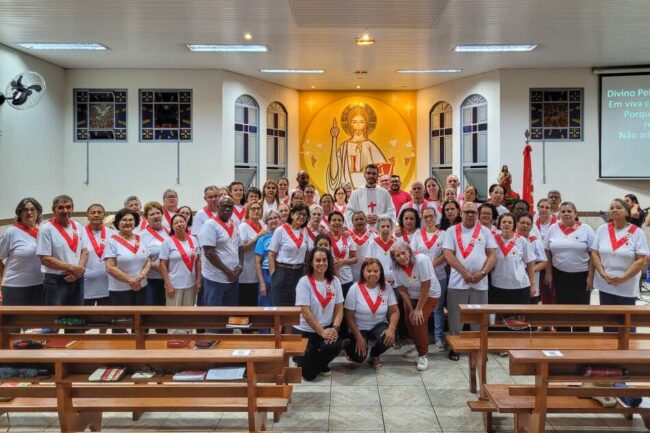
[340,103,377,136]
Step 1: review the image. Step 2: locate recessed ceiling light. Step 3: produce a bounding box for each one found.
[310,85,316,89]
[356,85,361,89]
[18,43,108,50]
[244,33,253,40]
[259,69,324,74]
[186,44,268,52]
[454,44,537,52]
[396,69,463,73]
[356,34,376,46]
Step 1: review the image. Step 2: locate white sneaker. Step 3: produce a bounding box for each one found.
[435,340,446,352]
[403,346,419,358]
[417,355,429,371]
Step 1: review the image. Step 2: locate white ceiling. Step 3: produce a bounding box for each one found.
[1,0,649,90]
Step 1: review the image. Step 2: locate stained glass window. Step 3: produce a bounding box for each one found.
[430,101,453,184]
[235,95,260,187]
[74,89,127,141]
[266,102,288,180]
[140,89,192,141]
[461,94,488,200]
[529,88,583,140]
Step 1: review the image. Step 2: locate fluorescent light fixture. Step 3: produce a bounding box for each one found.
[19,43,107,50]
[396,69,462,74]
[356,34,376,46]
[186,44,268,52]
[454,44,537,52]
[259,69,324,74]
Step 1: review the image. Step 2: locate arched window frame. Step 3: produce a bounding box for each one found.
[235,94,260,187]
[266,102,288,180]
[429,101,453,185]
[461,94,488,200]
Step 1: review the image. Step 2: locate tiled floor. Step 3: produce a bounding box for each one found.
[1,345,648,432]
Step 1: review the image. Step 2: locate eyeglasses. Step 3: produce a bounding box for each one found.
[462,211,478,215]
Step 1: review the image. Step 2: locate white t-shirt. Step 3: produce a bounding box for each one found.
[83,225,115,299]
[526,234,547,297]
[592,223,649,298]
[533,215,557,244]
[161,209,175,231]
[239,221,266,284]
[331,233,357,284]
[159,235,200,290]
[411,228,447,281]
[349,229,376,282]
[491,234,535,290]
[443,223,497,291]
[262,200,278,219]
[191,207,217,239]
[393,253,441,299]
[231,204,246,227]
[0,225,43,287]
[36,220,87,275]
[269,224,308,265]
[495,205,509,216]
[294,275,344,333]
[344,282,398,331]
[199,218,240,283]
[367,237,396,283]
[544,223,595,273]
[305,227,322,251]
[140,227,170,280]
[104,234,149,292]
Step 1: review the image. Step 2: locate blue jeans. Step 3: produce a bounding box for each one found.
[137,278,166,306]
[600,290,637,332]
[1,284,43,306]
[43,273,84,306]
[201,277,239,306]
[258,269,273,307]
[432,278,448,343]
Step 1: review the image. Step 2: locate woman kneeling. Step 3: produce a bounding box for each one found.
[344,258,399,369]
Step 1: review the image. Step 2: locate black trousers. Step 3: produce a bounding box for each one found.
[345,322,392,362]
[489,286,531,305]
[238,282,259,307]
[271,266,303,306]
[294,328,343,381]
[553,267,590,332]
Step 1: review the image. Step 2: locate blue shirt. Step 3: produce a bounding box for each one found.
[254,232,274,270]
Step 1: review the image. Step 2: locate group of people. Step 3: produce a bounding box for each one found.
[1,164,648,380]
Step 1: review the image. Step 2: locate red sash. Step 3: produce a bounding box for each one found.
[163,209,174,226]
[528,236,538,242]
[402,263,415,279]
[308,276,333,310]
[558,222,581,237]
[139,218,148,231]
[334,204,346,214]
[420,228,440,250]
[245,220,263,234]
[330,234,348,259]
[536,215,557,231]
[13,222,38,239]
[282,224,304,249]
[111,234,141,255]
[171,235,196,272]
[495,234,517,257]
[374,237,394,254]
[50,219,79,253]
[359,283,384,314]
[455,224,481,259]
[321,216,330,227]
[232,205,246,222]
[146,226,167,242]
[85,225,106,258]
[350,230,370,246]
[306,227,317,241]
[401,231,411,243]
[608,222,637,252]
[215,219,235,238]
[204,206,218,221]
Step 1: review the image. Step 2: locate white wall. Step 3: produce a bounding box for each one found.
[499,68,650,211]
[416,71,501,193]
[0,44,65,219]
[64,69,298,213]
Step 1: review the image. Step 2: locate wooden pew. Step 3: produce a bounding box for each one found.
[451,304,650,432]
[479,349,650,433]
[0,306,306,384]
[0,348,289,432]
